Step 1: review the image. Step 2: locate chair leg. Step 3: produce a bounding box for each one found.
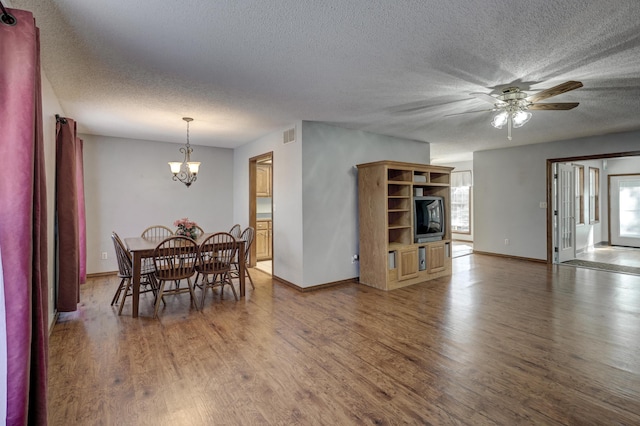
[111,277,126,305]
[199,274,213,309]
[153,281,167,318]
[118,278,132,315]
[186,278,199,311]
[225,273,239,301]
[246,268,255,289]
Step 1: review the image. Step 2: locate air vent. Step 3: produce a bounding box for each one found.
[283,127,296,144]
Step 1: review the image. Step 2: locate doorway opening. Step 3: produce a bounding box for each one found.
[547,151,640,273]
[249,152,273,275]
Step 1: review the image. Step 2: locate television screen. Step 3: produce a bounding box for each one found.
[414,196,445,242]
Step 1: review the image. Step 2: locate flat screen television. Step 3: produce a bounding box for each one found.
[414,196,445,243]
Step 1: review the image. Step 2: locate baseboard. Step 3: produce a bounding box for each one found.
[472,250,547,264]
[87,271,117,279]
[272,275,358,292]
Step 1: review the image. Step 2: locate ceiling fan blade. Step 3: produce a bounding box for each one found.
[470,92,502,105]
[528,102,580,110]
[526,81,583,103]
[444,109,495,117]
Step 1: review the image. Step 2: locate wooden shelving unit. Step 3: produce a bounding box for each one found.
[357,160,454,290]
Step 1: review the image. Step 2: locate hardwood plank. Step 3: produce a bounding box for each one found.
[48,256,640,425]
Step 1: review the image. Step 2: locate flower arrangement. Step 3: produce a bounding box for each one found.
[174,217,198,239]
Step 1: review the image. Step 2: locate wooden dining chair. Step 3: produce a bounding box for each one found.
[229,224,242,239]
[195,232,239,307]
[141,225,174,240]
[230,226,255,289]
[151,236,199,318]
[110,232,159,315]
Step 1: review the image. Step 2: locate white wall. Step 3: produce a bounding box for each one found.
[83,134,234,274]
[446,160,474,242]
[474,131,640,260]
[41,73,62,328]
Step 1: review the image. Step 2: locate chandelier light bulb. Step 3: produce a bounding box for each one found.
[168,117,201,187]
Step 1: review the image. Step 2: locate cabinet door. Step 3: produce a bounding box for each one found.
[256,164,271,197]
[427,243,446,272]
[256,229,270,260]
[397,247,419,281]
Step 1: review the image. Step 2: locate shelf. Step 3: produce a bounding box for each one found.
[388,198,410,211]
[387,225,411,230]
[388,209,410,213]
[388,184,411,197]
[388,169,412,182]
[412,182,450,187]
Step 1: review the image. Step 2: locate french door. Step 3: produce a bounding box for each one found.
[556,163,576,262]
[610,174,640,248]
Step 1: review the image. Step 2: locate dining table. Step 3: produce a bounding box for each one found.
[124,233,246,317]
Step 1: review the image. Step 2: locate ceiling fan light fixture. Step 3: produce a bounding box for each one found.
[491,111,509,129]
[512,110,532,128]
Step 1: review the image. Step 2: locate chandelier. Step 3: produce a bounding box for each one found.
[489,87,532,140]
[168,117,201,187]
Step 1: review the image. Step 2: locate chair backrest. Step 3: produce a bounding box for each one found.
[111,232,132,278]
[229,224,242,238]
[198,232,237,272]
[141,225,174,240]
[240,226,255,263]
[152,236,198,281]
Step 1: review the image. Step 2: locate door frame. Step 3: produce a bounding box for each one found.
[546,150,640,263]
[609,173,640,247]
[249,152,273,269]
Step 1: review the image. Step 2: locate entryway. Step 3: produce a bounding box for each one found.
[548,152,640,273]
[249,152,273,275]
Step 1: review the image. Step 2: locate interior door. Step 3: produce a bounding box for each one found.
[557,163,576,262]
[610,174,640,247]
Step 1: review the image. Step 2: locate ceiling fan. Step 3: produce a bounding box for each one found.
[466,80,583,140]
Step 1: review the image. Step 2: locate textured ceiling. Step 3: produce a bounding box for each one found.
[9,0,640,162]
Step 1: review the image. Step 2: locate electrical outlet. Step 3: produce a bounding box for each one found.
[101,252,108,260]
[504,239,510,245]
[352,254,359,263]
[539,201,547,208]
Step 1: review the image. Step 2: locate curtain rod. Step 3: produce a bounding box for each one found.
[56,114,68,124]
[0,1,17,26]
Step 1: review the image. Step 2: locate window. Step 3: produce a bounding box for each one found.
[589,167,600,224]
[575,165,584,225]
[451,170,472,234]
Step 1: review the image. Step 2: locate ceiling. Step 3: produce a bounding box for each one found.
[9,0,640,163]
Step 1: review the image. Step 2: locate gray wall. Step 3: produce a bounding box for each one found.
[83,134,234,274]
[300,122,430,286]
[474,131,640,260]
[233,121,430,288]
[233,121,305,285]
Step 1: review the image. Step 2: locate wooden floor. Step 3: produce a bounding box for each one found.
[49,255,640,425]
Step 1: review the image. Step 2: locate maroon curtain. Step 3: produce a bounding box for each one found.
[0,8,49,425]
[56,119,86,310]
